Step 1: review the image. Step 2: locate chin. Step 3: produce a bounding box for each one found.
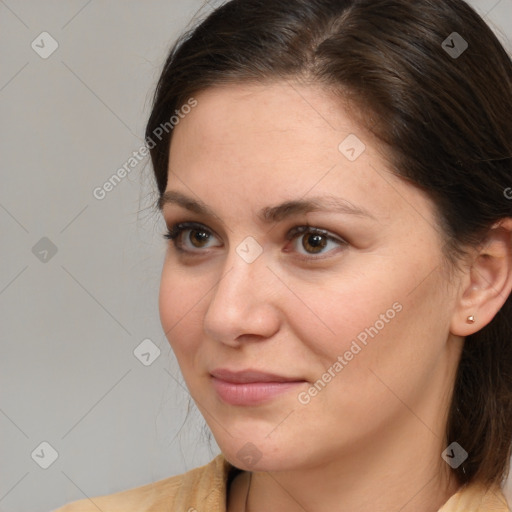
[216,436,307,473]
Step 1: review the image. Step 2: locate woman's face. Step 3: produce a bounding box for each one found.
[159,82,463,472]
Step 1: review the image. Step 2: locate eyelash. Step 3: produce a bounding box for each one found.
[163,221,348,262]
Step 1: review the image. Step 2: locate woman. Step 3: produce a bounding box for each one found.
[54,0,512,510]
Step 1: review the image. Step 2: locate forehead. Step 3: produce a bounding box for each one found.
[166,82,434,228]
[169,82,374,188]
[171,82,360,162]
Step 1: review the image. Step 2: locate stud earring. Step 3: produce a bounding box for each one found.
[467,315,476,324]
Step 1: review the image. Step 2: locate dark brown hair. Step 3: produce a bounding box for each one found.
[146,0,512,487]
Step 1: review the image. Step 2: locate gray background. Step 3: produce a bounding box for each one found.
[0,1,511,511]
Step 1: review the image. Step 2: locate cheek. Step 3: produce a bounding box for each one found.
[290,250,448,381]
[287,263,404,359]
[299,256,450,405]
[158,265,204,359]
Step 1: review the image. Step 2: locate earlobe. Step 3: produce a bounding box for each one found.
[450,218,512,337]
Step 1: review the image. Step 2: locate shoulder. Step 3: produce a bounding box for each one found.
[52,453,238,512]
[438,481,510,511]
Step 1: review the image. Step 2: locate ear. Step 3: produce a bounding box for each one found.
[450,218,512,337]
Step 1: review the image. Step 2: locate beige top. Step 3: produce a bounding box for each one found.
[53,453,510,511]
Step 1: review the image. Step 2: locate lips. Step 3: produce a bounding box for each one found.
[210,368,304,383]
[209,368,307,406]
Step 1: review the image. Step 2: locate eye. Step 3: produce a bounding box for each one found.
[163,222,347,261]
[163,222,221,253]
[285,225,347,260]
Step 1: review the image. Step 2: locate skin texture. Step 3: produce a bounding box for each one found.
[158,81,512,512]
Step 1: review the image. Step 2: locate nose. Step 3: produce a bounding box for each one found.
[203,245,281,346]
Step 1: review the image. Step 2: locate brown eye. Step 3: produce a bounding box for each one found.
[164,222,222,253]
[188,229,211,248]
[287,225,348,260]
[302,233,328,254]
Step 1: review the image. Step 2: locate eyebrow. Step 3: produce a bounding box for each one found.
[158,190,376,224]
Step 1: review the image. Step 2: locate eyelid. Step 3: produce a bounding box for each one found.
[285,225,345,242]
[164,221,222,251]
[284,225,348,260]
[163,221,348,260]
